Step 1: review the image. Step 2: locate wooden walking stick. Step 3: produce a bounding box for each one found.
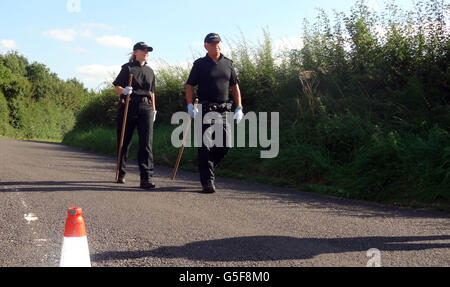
[171,98,199,180]
[115,74,134,182]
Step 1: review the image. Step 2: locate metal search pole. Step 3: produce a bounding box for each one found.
[115,74,133,182]
[171,98,199,180]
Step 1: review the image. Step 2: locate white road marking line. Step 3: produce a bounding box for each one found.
[18,195,53,265]
[34,238,48,247]
[24,213,38,224]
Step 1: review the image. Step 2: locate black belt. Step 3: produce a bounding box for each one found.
[200,101,233,112]
[120,95,152,103]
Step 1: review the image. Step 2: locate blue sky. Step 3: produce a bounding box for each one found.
[0,0,417,90]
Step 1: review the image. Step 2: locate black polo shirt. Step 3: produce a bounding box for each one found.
[186,54,239,103]
[113,60,155,97]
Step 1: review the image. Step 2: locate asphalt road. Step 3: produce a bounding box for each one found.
[0,138,449,267]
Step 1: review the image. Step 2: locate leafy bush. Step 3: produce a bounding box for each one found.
[0,52,90,140]
[74,88,118,130]
[0,90,11,135]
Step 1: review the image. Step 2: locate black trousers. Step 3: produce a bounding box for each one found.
[198,109,232,186]
[116,97,154,181]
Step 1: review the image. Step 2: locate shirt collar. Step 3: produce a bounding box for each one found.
[205,53,223,63]
[132,60,147,66]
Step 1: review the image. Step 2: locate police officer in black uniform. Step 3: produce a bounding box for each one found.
[186,33,244,193]
[113,42,157,190]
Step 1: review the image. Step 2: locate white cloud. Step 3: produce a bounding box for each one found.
[76,64,121,77]
[1,39,18,49]
[43,29,77,42]
[42,23,114,43]
[96,35,133,49]
[78,29,93,39]
[273,37,304,53]
[76,64,121,88]
[77,23,115,40]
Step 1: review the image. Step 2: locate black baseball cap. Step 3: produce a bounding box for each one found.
[204,33,221,43]
[133,42,153,52]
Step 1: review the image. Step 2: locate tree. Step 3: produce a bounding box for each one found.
[0,51,29,76]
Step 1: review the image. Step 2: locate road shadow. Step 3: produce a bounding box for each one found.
[91,235,450,263]
[214,177,450,219]
[0,181,201,194]
[3,137,450,219]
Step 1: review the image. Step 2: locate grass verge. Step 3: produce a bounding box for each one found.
[62,125,450,213]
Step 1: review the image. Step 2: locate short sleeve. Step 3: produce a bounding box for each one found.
[186,60,200,86]
[151,73,156,93]
[113,65,129,87]
[229,63,239,86]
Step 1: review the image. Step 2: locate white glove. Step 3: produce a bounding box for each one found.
[153,111,157,122]
[234,107,244,124]
[122,86,133,95]
[188,103,199,118]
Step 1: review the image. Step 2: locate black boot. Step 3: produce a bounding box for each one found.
[116,176,126,184]
[140,179,156,190]
[202,180,216,194]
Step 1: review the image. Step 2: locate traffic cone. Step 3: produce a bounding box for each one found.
[59,207,91,267]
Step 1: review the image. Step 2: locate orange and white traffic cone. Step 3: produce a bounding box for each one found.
[59,207,91,267]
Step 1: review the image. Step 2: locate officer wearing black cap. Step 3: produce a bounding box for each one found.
[113,41,157,190]
[186,33,244,193]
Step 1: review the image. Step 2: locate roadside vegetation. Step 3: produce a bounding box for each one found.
[0,51,90,140]
[2,0,449,211]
